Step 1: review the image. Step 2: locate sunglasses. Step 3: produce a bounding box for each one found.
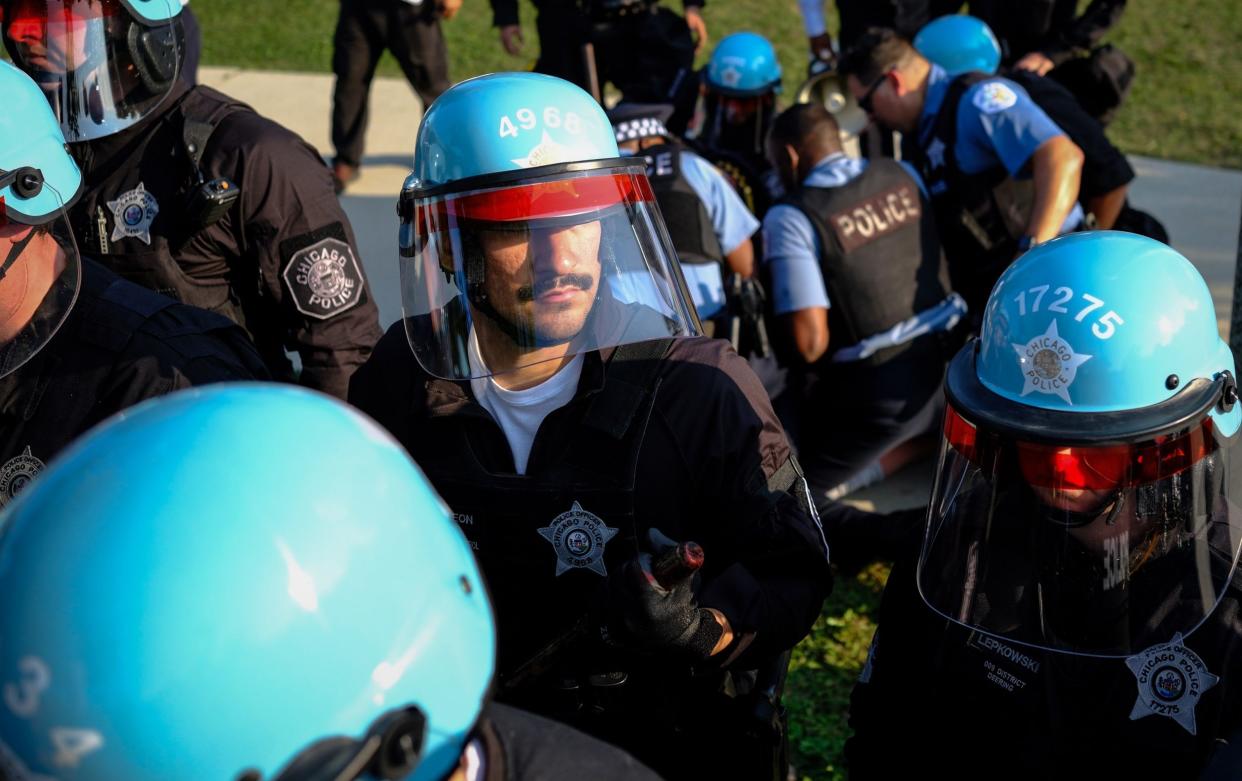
[858,70,892,114]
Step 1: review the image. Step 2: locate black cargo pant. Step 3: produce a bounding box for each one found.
[331,0,451,167]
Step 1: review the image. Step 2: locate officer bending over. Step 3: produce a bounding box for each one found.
[0,61,265,508]
[914,14,1164,239]
[764,102,961,566]
[0,384,662,780]
[2,0,383,400]
[350,73,830,780]
[695,32,786,220]
[608,103,758,331]
[839,28,1084,314]
[849,232,1242,778]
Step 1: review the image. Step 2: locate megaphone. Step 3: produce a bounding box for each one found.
[794,69,870,159]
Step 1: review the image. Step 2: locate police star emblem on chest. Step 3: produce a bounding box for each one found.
[537,501,619,576]
[281,237,364,320]
[1126,633,1219,735]
[106,183,160,245]
[0,446,44,507]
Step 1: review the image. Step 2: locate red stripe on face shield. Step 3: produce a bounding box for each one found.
[430,172,653,225]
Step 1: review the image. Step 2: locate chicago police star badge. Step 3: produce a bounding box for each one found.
[537,501,618,576]
[1126,633,1219,735]
[0,446,44,508]
[106,182,159,245]
[1012,319,1092,404]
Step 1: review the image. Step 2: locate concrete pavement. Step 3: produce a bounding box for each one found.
[200,66,1242,510]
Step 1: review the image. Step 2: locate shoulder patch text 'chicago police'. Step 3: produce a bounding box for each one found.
[282,237,364,320]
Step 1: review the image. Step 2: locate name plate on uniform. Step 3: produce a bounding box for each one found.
[828,184,921,253]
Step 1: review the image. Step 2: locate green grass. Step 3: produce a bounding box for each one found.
[786,562,887,781]
[198,0,1242,168]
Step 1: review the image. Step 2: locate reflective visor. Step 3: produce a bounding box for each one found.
[398,162,699,381]
[944,403,1219,492]
[3,0,182,143]
[921,400,1242,657]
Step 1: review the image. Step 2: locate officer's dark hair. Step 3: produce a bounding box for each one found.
[838,27,920,85]
[769,103,842,158]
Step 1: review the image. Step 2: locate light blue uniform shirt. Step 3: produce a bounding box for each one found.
[762,153,924,315]
[626,148,760,319]
[762,153,967,362]
[918,63,1083,230]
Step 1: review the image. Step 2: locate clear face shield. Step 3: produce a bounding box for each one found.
[919,382,1242,658]
[0,171,81,378]
[2,0,183,142]
[398,160,701,381]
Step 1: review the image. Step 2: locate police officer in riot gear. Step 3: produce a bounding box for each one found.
[839,28,1084,316]
[764,101,962,566]
[2,0,383,400]
[607,103,765,341]
[914,14,1165,239]
[849,232,1242,777]
[695,31,785,220]
[350,72,830,780]
[0,383,663,781]
[0,59,265,506]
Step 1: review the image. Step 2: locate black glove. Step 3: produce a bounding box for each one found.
[605,528,723,659]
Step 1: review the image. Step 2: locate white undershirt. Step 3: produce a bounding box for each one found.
[468,329,584,475]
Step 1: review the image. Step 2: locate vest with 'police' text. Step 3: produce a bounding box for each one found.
[779,158,950,365]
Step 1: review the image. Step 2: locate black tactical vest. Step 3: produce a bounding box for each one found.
[69,86,249,326]
[641,143,724,267]
[779,158,950,365]
[408,339,673,684]
[910,72,1035,313]
[0,260,251,508]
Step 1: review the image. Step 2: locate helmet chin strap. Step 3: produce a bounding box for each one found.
[0,228,38,284]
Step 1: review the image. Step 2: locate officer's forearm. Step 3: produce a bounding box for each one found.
[1027,136,1084,244]
[786,307,829,364]
[1086,184,1127,229]
[724,237,755,278]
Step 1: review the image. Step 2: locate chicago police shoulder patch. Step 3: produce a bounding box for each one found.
[972,81,1018,114]
[280,227,364,320]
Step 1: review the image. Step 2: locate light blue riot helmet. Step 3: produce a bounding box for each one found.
[920,232,1242,658]
[2,0,184,142]
[399,72,699,382]
[914,15,1002,76]
[704,31,782,98]
[0,384,495,781]
[0,58,83,377]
